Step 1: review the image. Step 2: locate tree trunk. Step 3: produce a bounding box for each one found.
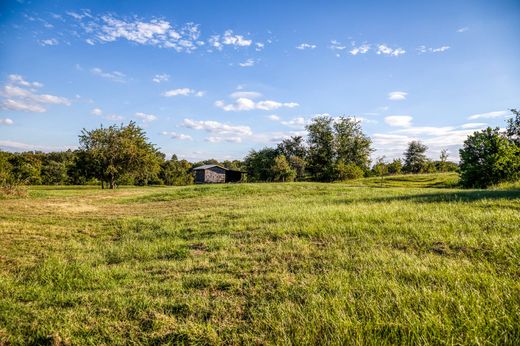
[109,174,115,189]
[101,180,104,189]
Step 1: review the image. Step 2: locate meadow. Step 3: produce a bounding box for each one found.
[0,173,519,345]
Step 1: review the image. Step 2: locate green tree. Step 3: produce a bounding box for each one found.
[506,108,520,146]
[334,116,372,172]
[277,136,307,181]
[271,155,296,182]
[459,127,520,188]
[244,147,279,182]
[79,122,161,189]
[387,158,402,175]
[438,149,449,172]
[160,155,194,186]
[306,116,335,181]
[335,161,364,180]
[372,156,388,187]
[403,141,429,174]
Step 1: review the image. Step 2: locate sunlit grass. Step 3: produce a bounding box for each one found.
[1,174,519,344]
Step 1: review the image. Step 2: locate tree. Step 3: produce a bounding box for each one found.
[289,155,306,181]
[506,108,520,146]
[387,159,402,175]
[306,116,335,181]
[438,149,449,172]
[277,136,306,159]
[372,156,388,187]
[79,122,161,189]
[272,155,296,182]
[244,147,279,182]
[160,155,193,186]
[334,116,372,172]
[459,127,520,188]
[403,141,429,174]
[335,161,364,180]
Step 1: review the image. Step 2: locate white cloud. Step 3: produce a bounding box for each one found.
[182,118,252,136]
[135,112,158,122]
[152,73,170,83]
[206,136,242,143]
[460,122,487,129]
[457,27,469,33]
[0,140,74,152]
[239,58,256,67]
[105,114,124,121]
[267,114,280,121]
[162,88,195,97]
[230,91,262,99]
[39,38,59,46]
[91,108,103,116]
[161,131,193,141]
[1,75,70,113]
[350,44,370,55]
[467,110,508,120]
[90,67,127,83]
[215,97,299,112]
[385,115,413,127]
[7,74,43,88]
[388,91,407,101]
[377,44,406,56]
[296,43,316,50]
[330,40,346,51]
[255,42,265,51]
[209,30,252,51]
[0,118,14,125]
[417,45,450,54]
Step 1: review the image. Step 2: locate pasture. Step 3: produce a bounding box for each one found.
[0,173,519,345]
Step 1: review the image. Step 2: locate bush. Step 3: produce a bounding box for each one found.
[335,161,364,180]
[459,127,520,188]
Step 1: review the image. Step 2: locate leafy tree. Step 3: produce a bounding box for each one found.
[387,158,402,175]
[79,122,161,189]
[372,156,388,187]
[459,127,520,188]
[272,155,296,182]
[288,155,306,181]
[8,152,43,184]
[438,149,449,172]
[506,108,520,146]
[403,141,429,174]
[306,116,335,181]
[334,116,372,172]
[277,136,307,159]
[277,136,307,181]
[160,155,194,186]
[244,147,279,182]
[335,161,364,180]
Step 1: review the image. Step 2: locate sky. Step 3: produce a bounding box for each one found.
[0,0,519,162]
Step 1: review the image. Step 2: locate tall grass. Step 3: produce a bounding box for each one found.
[0,174,519,345]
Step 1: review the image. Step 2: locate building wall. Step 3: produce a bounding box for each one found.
[204,167,226,183]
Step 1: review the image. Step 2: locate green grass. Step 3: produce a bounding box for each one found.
[1,173,519,345]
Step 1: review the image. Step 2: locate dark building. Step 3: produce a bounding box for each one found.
[193,165,244,184]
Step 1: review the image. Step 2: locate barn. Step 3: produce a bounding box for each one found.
[192,164,244,184]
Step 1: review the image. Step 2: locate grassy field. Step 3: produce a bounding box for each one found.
[1,173,519,345]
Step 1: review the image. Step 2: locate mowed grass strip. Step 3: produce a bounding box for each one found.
[0,173,519,345]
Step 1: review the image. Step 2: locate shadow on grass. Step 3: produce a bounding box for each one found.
[341,189,520,204]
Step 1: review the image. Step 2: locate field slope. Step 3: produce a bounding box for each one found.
[1,173,519,345]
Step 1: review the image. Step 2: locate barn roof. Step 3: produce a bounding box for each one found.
[192,164,227,171]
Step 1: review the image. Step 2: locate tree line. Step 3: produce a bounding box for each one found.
[1,110,519,189]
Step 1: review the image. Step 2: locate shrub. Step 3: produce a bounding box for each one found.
[459,127,520,188]
[335,161,364,180]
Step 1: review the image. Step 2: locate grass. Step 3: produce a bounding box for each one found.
[0,173,519,345]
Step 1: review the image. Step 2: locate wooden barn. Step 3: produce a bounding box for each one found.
[192,165,244,184]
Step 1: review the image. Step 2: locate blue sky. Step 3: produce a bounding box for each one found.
[0,0,519,161]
